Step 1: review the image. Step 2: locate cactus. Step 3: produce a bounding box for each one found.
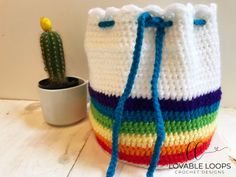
[40,17,68,87]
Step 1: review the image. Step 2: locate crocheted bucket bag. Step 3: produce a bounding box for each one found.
[85,3,221,177]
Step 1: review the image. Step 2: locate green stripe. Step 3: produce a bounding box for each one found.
[90,103,217,135]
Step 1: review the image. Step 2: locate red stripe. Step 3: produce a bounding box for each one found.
[95,135,212,166]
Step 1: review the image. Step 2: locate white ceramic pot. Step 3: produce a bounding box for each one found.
[38,77,87,126]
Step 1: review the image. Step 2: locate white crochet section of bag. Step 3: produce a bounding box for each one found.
[84,3,220,101]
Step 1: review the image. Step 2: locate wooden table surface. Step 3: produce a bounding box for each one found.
[0,100,235,177]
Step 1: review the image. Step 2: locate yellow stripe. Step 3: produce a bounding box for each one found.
[89,109,216,148]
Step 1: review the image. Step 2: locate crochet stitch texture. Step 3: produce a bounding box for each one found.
[85,3,221,177]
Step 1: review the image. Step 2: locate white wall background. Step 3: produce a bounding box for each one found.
[0,0,235,108]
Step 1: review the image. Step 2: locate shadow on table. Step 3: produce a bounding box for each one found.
[69,133,171,177]
[18,101,87,130]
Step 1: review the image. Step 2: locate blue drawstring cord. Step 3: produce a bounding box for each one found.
[106,12,172,177]
[106,12,149,177]
[146,18,172,177]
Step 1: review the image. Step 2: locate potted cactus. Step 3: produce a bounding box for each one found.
[38,17,87,126]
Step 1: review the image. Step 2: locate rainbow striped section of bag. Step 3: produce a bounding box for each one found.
[85,3,221,177]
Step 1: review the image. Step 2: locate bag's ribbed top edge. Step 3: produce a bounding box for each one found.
[88,3,217,19]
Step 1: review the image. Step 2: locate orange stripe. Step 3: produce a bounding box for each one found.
[94,129,215,156]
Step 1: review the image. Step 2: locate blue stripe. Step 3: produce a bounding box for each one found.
[91,97,220,122]
[89,85,222,112]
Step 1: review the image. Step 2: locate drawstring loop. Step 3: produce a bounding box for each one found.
[106,12,172,177]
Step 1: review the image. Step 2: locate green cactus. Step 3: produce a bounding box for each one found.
[40,17,68,87]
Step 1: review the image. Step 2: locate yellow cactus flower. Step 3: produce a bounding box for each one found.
[40,17,52,31]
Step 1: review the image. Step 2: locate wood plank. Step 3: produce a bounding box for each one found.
[0,100,92,177]
[69,108,236,177]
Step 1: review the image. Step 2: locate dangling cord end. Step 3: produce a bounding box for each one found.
[146,90,166,177]
[146,131,165,177]
[106,107,123,177]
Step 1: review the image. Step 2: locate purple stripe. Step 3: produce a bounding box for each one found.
[88,85,221,112]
